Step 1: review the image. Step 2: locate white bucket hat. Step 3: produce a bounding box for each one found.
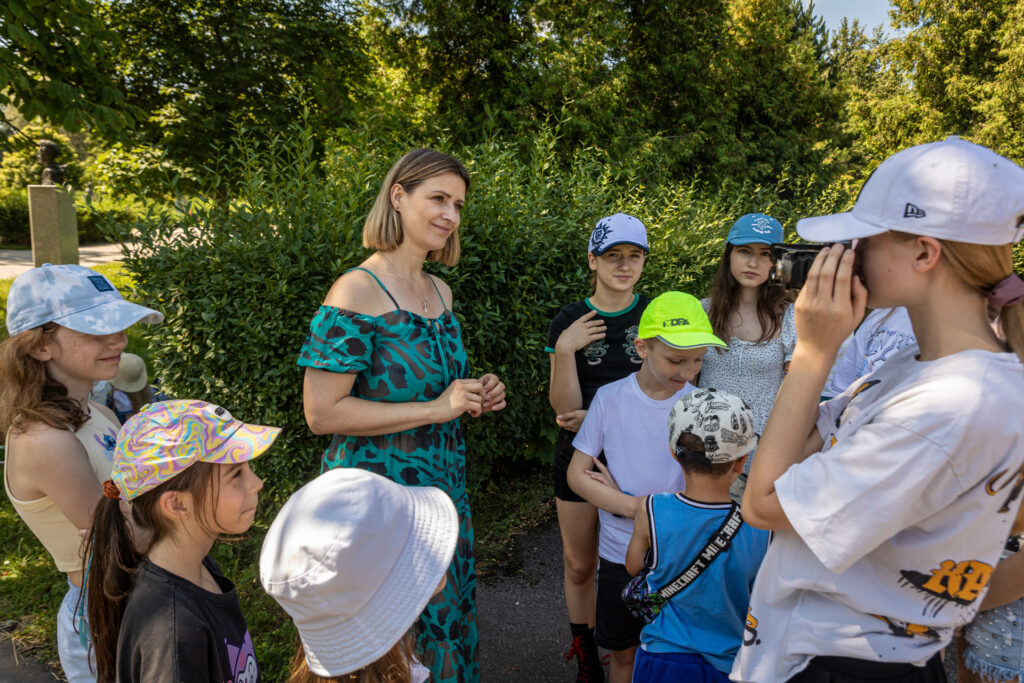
[259,468,459,678]
[797,136,1024,246]
[110,352,148,392]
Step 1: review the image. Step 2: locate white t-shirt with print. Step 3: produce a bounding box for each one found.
[573,373,692,564]
[822,307,916,398]
[731,346,1024,683]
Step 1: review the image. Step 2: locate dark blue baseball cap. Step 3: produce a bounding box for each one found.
[726,213,784,245]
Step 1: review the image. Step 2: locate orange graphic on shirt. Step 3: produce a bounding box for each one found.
[986,461,1024,514]
[900,559,993,607]
[743,608,760,647]
[870,614,941,639]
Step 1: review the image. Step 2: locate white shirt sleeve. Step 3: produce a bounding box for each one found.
[572,389,605,458]
[775,418,962,573]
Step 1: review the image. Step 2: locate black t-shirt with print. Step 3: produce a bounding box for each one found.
[546,294,650,469]
[117,556,259,683]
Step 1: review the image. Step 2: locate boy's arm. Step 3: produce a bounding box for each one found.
[567,450,642,519]
[625,500,652,576]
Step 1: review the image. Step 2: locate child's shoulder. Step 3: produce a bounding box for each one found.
[551,299,590,323]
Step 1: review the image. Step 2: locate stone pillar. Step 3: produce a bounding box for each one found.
[27,185,78,266]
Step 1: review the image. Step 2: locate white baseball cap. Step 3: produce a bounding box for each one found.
[798,136,1024,246]
[259,469,459,678]
[6,264,163,336]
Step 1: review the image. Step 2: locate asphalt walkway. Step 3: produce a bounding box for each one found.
[0,243,125,280]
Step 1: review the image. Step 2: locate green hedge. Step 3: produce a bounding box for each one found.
[0,189,134,246]
[113,124,849,495]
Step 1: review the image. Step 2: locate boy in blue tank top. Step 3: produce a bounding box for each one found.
[625,388,770,682]
[568,292,727,682]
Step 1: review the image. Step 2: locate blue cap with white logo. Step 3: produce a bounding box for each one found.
[726,213,784,245]
[6,264,163,336]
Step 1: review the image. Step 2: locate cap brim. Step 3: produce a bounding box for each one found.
[796,211,888,243]
[592,240,650,255]
[657,333,727,350]
[203,422,282,464]
[110,375,148,393]
[300,485,460,677]
[728,236,777,245]
[57,300,164,335]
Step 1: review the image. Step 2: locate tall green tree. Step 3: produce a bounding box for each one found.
[93,0,371,172]
[1,0,136,146]
[365,0,538,141]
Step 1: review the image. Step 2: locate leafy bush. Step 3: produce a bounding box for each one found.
[115,123,847,496]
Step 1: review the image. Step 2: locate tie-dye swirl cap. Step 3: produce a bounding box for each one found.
[111,400,281,501]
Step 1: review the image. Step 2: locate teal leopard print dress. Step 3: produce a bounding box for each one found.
[297,268,478,683]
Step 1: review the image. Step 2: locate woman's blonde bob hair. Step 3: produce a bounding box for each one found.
[363,148,471,267]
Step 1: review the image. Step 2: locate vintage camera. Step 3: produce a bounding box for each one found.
[770,242,855,289]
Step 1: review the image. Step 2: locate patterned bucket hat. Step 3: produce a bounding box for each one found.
[111,400,281,501]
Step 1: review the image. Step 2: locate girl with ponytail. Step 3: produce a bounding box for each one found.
[85,400,279,682]
[735,136,1024,682]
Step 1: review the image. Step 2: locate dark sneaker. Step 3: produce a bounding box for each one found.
[563,634,605,683]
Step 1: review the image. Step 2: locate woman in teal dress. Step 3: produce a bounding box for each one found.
[298,148,506,683]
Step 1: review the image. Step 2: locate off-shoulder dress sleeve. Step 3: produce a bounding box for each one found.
[297,305,376,374]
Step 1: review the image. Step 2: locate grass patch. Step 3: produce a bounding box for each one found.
[1,447,555,680]
[0,260,557,678]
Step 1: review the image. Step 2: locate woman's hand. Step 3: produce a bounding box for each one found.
[475,373,506,416]
[584,457,621,492]
[433,378,485,420]
[556,409,587,432]
[794,243,868,362]
[554,310,606,354]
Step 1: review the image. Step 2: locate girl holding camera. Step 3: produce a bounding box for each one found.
[737,137,1024,682]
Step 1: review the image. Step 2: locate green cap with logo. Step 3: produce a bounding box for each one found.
[637,292,727,350]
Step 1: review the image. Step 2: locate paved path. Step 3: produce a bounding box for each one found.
[0,243,125,280]
[0,637,58,682]
[0,517,965,683]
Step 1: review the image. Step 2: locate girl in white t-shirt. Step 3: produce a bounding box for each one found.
[736,136,1024,683]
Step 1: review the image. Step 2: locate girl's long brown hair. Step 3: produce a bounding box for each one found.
[0,324,88,435]
[84,462,218,682]
[707,244,792,346]
[287,633,417,683]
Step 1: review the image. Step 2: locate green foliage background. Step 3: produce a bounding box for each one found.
[4,0,1024,678]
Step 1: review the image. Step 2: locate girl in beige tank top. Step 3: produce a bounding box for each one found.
[0,264,162,682]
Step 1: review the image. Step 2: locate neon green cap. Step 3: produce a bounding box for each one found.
[637,292,727,350]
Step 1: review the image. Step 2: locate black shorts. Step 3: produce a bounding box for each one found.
[595,559,644,651]
[788,652,946,682]
[553,429,607,503]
